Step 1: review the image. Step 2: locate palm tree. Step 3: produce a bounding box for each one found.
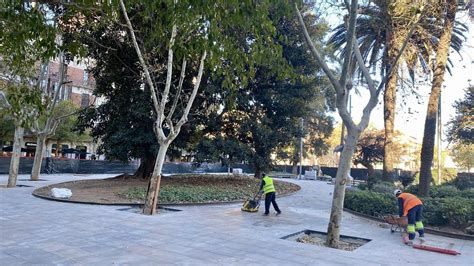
[328,0,466,182]
[419,0,460,196]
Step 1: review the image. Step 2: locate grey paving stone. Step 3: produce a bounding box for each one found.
[1,174,473,265]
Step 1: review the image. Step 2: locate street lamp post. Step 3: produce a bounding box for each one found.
[437,92,442,184]
[298,117,304,180]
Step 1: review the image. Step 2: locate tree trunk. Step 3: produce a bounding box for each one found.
[383,71,397,182]
[134,156,156,179]
[361,162,376,189]
[31,134,46,181]
[383,16,405,182]
[142,143,169,215]
[7,126,24,188]
[55,139,60,158]
[419,0,457,197]
[254,168,262,179]
[292,161,298,175]
[326,127,360,247]
[361,162,375,179]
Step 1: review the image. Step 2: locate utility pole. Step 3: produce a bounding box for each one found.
[437,93,442,185]
[298,117,304,180]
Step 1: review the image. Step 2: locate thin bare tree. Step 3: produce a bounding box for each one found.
[295,0,422,247]
[30,54,66,181]
[120,0,206,215]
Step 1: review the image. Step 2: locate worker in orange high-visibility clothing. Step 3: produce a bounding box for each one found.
[394,189,424,244]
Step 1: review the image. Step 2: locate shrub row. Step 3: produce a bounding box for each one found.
[344,190,397,217]
[344,190,474,228]
[405,185,474,199]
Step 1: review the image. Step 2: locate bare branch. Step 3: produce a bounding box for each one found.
[296,3,356,130]
[352,38,376,92]
[167,57,187,123]
[175,51,207,131]
[158,25,178,125]
[47,53,65,117]
[295,4,342,93]
[0,91,11,109]
[339,0,357,90]
[119,0,160,112]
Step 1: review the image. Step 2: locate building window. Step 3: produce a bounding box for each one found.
[81,93,90,107]
[83,70,89,86]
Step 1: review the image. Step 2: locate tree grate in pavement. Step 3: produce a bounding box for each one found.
[117,206,182,214]
[282,229,371,251]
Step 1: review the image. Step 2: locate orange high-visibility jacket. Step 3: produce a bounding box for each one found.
[398,193,422,216]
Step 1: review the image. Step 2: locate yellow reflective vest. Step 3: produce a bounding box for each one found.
[262,176,275,194]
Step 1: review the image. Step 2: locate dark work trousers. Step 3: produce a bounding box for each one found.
[407,204,424,239]
[264,192,281,214]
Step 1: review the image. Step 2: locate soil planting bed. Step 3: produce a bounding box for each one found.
[33,174,300,205]
[283,230,371,251]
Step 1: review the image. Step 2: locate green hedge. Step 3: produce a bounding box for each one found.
[344,190,397,217]
[422,197,474,228]
[405,185,474,199]
[371,182,396,194]
[344,190,474,228]
[453,173,474,190]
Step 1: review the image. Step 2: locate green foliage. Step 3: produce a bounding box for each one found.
[0,110,14,145]
[73,15,160,163]
[0,3,58,77]
[430,185,460,198]
[328,0,466,83]
[119,0,293,91]
[52,100,90,143]
[4,84,43,127]
[194,2,334,174]
[453,173,474,190]
[371,182,396,194]
[398,174,415,188]
[458,189,474,199]
[119,177,296,203]
[353,129,385,167]
[451,143,474,172]
[345,190,474,228]
[405,184,474,199]
[447,87,473,145]
[344,190,398,217]
[367,170,383,190]
[422,197,474,228]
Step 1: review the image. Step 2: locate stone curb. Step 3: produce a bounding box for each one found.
[343,208,474,241]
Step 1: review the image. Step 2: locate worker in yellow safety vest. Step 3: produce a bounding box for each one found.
[259,173,281,216]
[394,189,424,244]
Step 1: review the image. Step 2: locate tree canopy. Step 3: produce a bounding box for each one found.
[193,2,334,176]
[447,86,473,145]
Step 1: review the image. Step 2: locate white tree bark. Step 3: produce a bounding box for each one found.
[142,142,169,215]
[31,134,46,180]
[296,0,421,247]
[7,126,24,188]
[120,0,207,215]
[30,54,65,181]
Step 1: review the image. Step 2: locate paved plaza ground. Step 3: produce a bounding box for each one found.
[1,174,473,265]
